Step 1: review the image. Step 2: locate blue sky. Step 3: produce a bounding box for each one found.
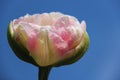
[0,0,120,80]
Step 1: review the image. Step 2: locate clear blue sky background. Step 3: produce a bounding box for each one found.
[0,0,120,80]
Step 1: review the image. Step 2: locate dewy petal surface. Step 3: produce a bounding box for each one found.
[10,12,88,66]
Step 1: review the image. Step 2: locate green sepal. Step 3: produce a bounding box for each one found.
[7,23,38,66]
[53,32,90,67]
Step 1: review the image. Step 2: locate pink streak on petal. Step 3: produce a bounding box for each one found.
[27,33,38,52]
[49,31,69,56]
[60,30,70,41]
[59,29,75,48]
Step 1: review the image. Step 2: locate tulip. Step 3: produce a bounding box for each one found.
[7,12,89,80]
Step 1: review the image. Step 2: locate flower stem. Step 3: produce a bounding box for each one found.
[38,66,52,80]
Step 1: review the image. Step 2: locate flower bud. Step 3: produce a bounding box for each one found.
[7,12,89,67]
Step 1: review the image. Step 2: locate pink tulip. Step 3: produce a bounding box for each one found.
[8,12,89,67]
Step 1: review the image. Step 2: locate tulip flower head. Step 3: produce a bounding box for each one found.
[7,12,89,67]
